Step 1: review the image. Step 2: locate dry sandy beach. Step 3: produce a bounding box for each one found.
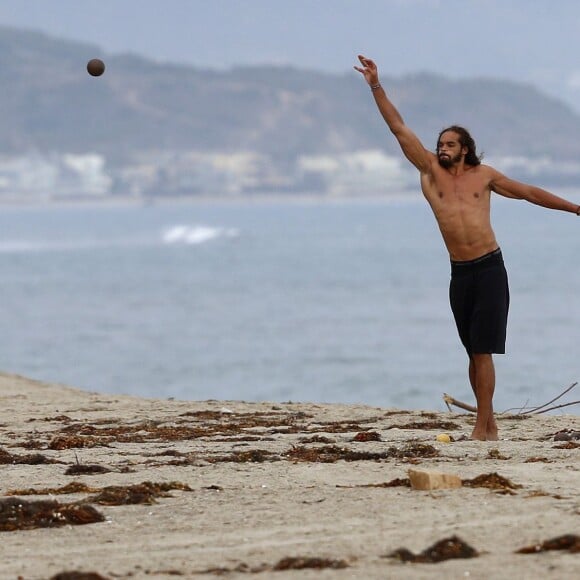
[0,371,578,580]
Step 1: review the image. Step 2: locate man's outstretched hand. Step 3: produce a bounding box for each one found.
[354,55,379,86]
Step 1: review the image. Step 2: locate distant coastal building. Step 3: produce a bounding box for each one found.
[0,153,111,201]
[1,150,579,202]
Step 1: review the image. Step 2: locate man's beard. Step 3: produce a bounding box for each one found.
[438,152,462,168]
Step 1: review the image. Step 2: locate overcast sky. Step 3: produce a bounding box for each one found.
[2,0,580,111]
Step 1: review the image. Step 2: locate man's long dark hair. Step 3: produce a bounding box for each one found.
[437,125,483,166]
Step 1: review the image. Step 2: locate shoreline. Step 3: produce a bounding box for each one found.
[0,191,424,210]
[0,186,578,210]
[0,371,578,579]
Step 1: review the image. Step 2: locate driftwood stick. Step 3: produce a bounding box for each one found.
[442,393,476,413]
[526,382,577,414]
[502,402,534,414]
[531,399,580,414]
[444,382,579,415]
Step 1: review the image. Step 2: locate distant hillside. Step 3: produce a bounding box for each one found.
[1,25,580,163]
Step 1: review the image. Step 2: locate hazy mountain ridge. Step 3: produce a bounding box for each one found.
[1,26,579,197]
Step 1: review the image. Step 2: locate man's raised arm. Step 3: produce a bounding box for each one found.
[354,55,432,172]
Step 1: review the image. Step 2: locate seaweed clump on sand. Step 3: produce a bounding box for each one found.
[285,442,439,464]
[199,556,349,575]
[285,445,389,463]
[5,481,193,506]
[0,497,104,531]
[352,431,381,442]
[50,573,109,580]
[387,420,460,431]
[462,472,522,493]
[65,464,111,476]
[87,481,193,506]
[337,477,411,489]
[0,447,56,465]
[6,482,96,496]
[387,535,478,563]
[516,534,580,554]
[273,556,349,570]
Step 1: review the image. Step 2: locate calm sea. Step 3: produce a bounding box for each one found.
[0,196,578,413]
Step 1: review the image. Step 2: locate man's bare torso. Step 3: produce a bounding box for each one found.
[421,159,499,261]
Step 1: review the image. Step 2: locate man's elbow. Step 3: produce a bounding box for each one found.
[389,123,406,137]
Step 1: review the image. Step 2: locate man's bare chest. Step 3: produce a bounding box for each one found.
[424,171,490,210]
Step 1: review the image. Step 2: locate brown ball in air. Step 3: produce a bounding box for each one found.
[87,58,106,77]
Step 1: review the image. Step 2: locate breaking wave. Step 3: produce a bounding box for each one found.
[162,224,239,245]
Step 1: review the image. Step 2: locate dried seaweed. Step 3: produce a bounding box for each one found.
[554,441,579,449]
[462,472,522,491]
[382,410,412,417]
[524,456,552,463]
[387,420,460,431]
[37,412,406,450]
[337,478,411,489]
[388,442,440,459]
[208,449,278,463]
[285,442,438,463]
[52,411,312,444]
[516,534,580,554]
[285,445,389,463]
[6,480,192,506]
[179,410,236,420]
[50,573,109,580]
[211,436,265,442]
[44,415,73,423]
[487,448,510,460]
[151,449,188,457]
[353,431,381,442]
[59,422,205,443]
[298,435,336,444]
[88,481,191,506]
[180,409,311,424]
[0,447,57,465]
[387,535,478,563]
[65,464,111,476]
[6,482,97,496]
[273,556,349,570]
[307,422,368,434]
[196,556,348,575]
[49,435,111,450]
[0,497,104,531]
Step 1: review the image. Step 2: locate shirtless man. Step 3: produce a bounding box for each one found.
[355,55,580,440]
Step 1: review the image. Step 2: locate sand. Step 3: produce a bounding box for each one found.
[0,371,578,579]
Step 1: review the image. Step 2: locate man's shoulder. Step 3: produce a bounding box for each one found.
[475,163,499,175]
[468,163,500,182]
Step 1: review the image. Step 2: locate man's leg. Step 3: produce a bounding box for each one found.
[469,353,498,441]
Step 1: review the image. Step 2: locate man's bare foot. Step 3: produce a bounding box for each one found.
[486,428,499,441]
[469,425,498,441]
[486,418,499,441]
[470,429,487,441]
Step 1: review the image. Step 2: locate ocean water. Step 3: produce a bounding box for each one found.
[0,196,578,413]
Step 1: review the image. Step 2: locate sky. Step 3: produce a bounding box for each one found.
[1,0,580,111]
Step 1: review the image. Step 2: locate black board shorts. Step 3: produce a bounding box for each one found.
[449,248,510,355]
